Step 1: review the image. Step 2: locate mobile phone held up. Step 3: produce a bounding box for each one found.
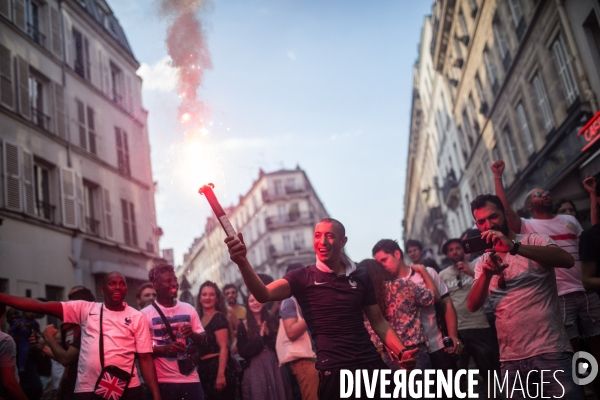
[461,235,493,254]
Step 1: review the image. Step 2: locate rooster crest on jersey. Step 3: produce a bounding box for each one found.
[94,372,127,399]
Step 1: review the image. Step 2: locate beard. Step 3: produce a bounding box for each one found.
[535,201,553,214]
[491,217,510,236]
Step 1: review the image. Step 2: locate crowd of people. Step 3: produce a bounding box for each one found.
[0,158,599,399]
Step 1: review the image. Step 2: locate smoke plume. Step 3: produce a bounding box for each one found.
[157,0,212,129]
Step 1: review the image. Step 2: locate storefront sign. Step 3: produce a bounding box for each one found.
[578,110,600,152]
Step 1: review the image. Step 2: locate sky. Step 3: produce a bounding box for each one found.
[109,0,432,266]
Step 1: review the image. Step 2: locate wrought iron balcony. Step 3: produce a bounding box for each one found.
[27,23,45,46]
[265,212,313,229]
[85,217,100,235]
[261,187,307,202]
[441,170,461,211]
[35,201,55,222]
[31,107,51,132]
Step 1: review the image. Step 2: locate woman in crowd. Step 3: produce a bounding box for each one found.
[553,198,578,220]
[360,258,435,371]
[237,293,290,400]
[197,281,237,400]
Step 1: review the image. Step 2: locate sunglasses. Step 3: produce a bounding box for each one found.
[532,190,550,198]
[456,275,462,289]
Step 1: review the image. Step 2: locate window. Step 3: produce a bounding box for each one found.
[457,126,469,161]
[83,181,99,235]
[516,102,535,155]
[552,34,579,107]
[45,285,63,328]
[493,22,511,69]
[468,0,478,16]
[283,233,292,252]
[285,178,295,192]
[483,50,499,94]
[508,0,526,39]
[468,94,478,129]
[475,74,485,103]
[76,100,96,154]
[458,10,468,38]
[33,161,54,221]
[29,74,50,131]
[26,0,44,46]
[72,28,89,80]
[531,73,554,133]
[110,62,123,105]
[503,126,520,173]
[121,199,138,246]
[294,231,305,250]
[278,204,287,222]
[115,127,130,176]
[274,179,283,196]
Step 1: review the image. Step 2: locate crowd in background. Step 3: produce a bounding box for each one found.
[1,159,600,399]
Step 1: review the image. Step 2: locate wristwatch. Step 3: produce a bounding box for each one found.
[509,240,520,255]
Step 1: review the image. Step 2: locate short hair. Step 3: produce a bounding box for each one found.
[222,284,237,293]
[136,282,155,299]
[102,272,126,286]
[553,199,577,215]
[149,263,175,283]
[372,239,404,259]
[317,218,345,237]
[441,238,462,255]
[406,239,423,251]
[68,287,95,302]
[0,303,6,318]
[471,194,505,217]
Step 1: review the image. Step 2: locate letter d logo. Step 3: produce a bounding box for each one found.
[572,351,598,386]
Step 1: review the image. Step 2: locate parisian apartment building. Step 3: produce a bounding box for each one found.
[0,0,160,313]
[178,167,329,298]
[404,0,600,264]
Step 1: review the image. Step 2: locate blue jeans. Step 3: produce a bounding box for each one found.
[500,352,581,400]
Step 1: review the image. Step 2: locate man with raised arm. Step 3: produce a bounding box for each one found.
[225,218,417,400]
[492,160,600,360]
[0,272,162,400]
[466,194,580,400]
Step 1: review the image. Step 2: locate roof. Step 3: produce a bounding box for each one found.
[76,0,135,59]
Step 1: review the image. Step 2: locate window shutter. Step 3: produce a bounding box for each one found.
[516,103,535,155]
[84,37,90,80]
[123,131,130,175]
[103,188,113,239]
[22,149,34,215]
[17,56,30,119]
[53,82,66,138]
[76,99,87,150]
[508,0,524,28]
[121,198,130,245]
[102,53,109,95]
[115,127,124,170]
[3,141,22,212]
[0,0,10,20]
[50,7,62,58]
[532,73,554,134]
[504,127,520,173]
[125,75,132,112]
[493,23,509,59]
[87,106,96,155]
[76,174,84,231]
[12,0,25,31]
[60,168,77,228]
[552,34,579,107]
[129,202,137,246]
[484,51,498,85]
[0,44,14,109]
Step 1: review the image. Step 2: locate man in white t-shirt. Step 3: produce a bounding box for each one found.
[492,159,600,356]
[467,194,580,400]
[0,272,162,400]
[141,264,205,400]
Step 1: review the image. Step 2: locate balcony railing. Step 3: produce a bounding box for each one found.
[85,217,100,235]
[74,59,86,78]
[265,212,313,229]
[27,23,45,46]
[31,107,51,132]
[112,92,123,107]
[35,201,55,222]
[441,171,461,211]
[262,187,307,202]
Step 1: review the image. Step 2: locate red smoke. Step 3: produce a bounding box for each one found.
[158,0,212,129]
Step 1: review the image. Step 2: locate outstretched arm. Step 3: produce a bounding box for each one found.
[0,293,63,319]
[491,160,522,233]
[225,233,291,303]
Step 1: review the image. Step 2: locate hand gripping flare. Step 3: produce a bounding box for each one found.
[198,183,237,237]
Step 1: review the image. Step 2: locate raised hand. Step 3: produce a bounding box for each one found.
[225,232,247,265]
[491,160,505,178]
